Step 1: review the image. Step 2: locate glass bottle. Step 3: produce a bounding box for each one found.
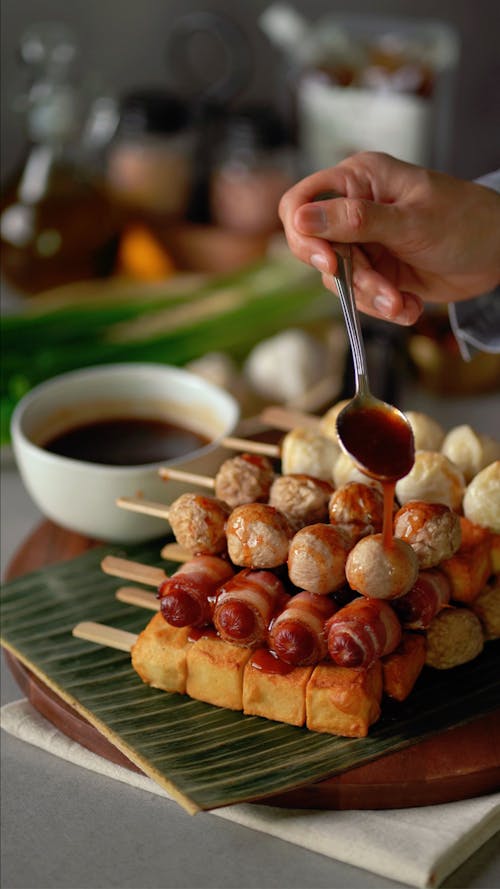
[0,24,119,296]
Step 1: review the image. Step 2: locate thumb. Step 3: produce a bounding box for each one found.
[294,197,407,248]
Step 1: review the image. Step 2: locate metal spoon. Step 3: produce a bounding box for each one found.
[333,245,414,482]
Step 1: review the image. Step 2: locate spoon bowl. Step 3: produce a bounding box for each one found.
[332,246,414,482]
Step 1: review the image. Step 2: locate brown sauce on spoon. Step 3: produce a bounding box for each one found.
[338,403,414,548]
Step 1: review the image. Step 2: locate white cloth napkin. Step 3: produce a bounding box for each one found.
[2,699,499,889]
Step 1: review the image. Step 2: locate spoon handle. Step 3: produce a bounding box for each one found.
[333,246,370,398]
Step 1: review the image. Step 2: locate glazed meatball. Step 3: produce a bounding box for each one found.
[328,482,386,547]
[168,493,230,554]
[287,523,349,595]
[269,474,333,532]
[393,500,462,568]
[280,427,340,481]
[345,534,419,600]
[462,461,500,533]
[226,503,292,569]
[395,451,465,511]
[214,453,275,509]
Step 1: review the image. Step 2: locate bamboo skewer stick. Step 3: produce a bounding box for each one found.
[115,586,160,611]
[73,621,137,652]
[159,467,215,486]
[219,436,280,457]
[258,405,320,432]
[161,543,192,562]
[101,555,166,587]
[116,497,170,520]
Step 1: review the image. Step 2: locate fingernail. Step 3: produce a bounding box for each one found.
[373,295,396,317]
[297,205,327,233]
[310,253,330,274]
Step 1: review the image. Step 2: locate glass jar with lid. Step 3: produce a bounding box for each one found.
[106,89,194,221]
[210,106,297,235]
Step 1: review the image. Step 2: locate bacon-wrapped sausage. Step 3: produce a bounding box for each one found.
[213,569,288,646]
[167,493,230,554]
[288,523,349,594]
[226,503,293,568]
[327,597,403,668]
[392,569,451,629]
[268,591,338,666]
[157,555,234,628]
[214,454,275,509]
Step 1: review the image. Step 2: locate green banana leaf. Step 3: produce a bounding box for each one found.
[1,539,499,814]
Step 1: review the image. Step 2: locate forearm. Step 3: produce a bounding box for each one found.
[448,170,500,359]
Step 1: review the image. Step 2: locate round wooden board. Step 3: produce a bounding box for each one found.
[4,520,500,810]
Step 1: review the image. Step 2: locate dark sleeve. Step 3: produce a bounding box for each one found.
[447,170,500,360]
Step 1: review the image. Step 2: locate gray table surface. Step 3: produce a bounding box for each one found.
[2,385,499,889]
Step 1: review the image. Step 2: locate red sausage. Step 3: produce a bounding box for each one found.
[269,591,338,666]
[392,569,451,629]
[327,597,402,668]
[158,555,234,627]
[213,569,289,646]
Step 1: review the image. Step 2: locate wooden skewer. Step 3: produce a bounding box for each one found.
[116,585,160,611]
[161,542,192,562]
[258,405,320,432]
[219,436,280,457]
[116,497,170,520]
[101,555,166,587]
[73,621,137,652]
[159,467,215,487]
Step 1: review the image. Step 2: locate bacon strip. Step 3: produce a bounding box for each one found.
[269,591,338,666]
[327,597,402,668]
[214,569,288,646]
[392,570,451,629]
[158,555,234,628]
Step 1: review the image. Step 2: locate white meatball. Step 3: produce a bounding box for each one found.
[395,451,465,511]
[404,411,446,451]
[318,399,351,442]
[441,425,500,483]
[463,461,500,533]
[333,452,382,491]
[346,534,419,599]
[280,427,340,481]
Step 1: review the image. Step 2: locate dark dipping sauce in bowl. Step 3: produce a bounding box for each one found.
[43,417,211,466]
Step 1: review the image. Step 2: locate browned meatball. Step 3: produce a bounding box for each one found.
[214,453,275,509]
[346,534,419,599]
[226,503,292,568]
[288,523,349,595]
[393,501,462,568]
[167,493,230,554]
[328,482,386,547]
[269,474,333,533]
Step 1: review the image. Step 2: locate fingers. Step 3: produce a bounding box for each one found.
[323,246,424,326]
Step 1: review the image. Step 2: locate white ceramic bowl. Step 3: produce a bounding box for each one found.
[11,363,240,543]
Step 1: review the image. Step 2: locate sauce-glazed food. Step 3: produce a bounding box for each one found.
[114,405,499,739]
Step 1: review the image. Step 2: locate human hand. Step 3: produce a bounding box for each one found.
[279,152,500,326]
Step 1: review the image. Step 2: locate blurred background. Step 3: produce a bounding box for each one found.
[1,0,499,439]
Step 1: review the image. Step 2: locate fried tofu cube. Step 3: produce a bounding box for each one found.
[440,517,492,603]
[242,653,313,726]
[186,635,252,710]
[306,661,383,738]
[131,612,191,694]
[490,534,500,573]
[382,632,427,701]
[472,577,500,639]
